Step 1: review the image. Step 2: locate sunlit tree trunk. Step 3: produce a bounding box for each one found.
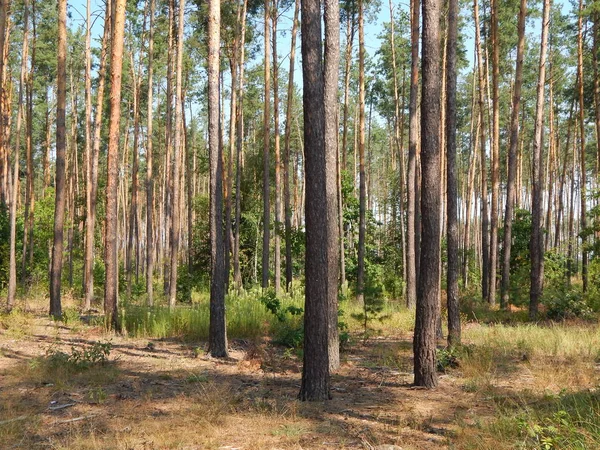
[208,0,228,357]
[577,0,588,292]
[324,0,340,372]
[262,0,271,290]
[406,0,420,309]
[8,0,29,310]
[356,0,366,305]
[50,0,67,319]
[473,0,489,301]
[104,0,127,329]
[146,0,155,305]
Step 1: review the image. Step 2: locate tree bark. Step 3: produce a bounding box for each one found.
[406,0,420,309]
[356,0,366,305]
[414,0,441,388]
[299,0,330,401]
[488,0,500,306]
[283,0,298,292]
[146,0,155,306]
[324,0,340,372]
[50,0,67,319]
[208,0,228,357]
[8,0,29,310]
[501,0,526,310]
[529,0,550,320]
[262,0,271,290]
[272,2,282,294]
[104,0,127,330]
[445,0,460,347]
[577,0,588,292]
[169,0,185,308]
[473,0,489,301]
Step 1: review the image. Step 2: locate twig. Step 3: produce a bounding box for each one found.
[49,403,76,411]
[53,415,96,425]
[0,416,28,426]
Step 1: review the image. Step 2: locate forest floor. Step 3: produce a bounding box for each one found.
[0,302,599,449]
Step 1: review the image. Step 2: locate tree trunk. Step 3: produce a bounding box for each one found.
[8,0,29,309]
[146,0,155,306]
[445,0,460,347]
[299,0,330,401]
[50,0,67,319]
[262,0,271,290]
[501,0,526,310]
[272,2,282,294]
[406,0,420,309]
[324,0,340,372]
[488,0,500,306]
[414,0,441,389]
[577,0,588,292]
[529,0,550,320]
[104,0,127,330]
[233,0,248,290]
[208,0,228,357]
[283,0,298,292]
[473,0,489,301]
[169,0,185,308]
[356,0,366,305]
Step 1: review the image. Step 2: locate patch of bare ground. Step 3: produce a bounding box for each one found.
[1,310,598,449]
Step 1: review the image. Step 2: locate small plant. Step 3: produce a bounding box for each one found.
[44,341,112,371]
[185,372,208,383]
[436,346,461,373]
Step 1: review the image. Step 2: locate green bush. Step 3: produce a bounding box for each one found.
[544,287,594,321]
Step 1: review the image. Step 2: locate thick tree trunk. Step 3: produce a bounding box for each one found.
[501,0,526,310]
[50,0,67,319]
[104,0,127,330]
[299,0,330,401]
[414,0,441,389]
[529,0,550,320]
[208,0,228,357]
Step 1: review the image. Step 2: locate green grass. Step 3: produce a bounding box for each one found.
[121,289,305,341]
[458,389,600,449]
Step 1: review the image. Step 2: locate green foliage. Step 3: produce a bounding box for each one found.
[258,288,304,348]
[544,288,594,321]
[42,341,112,372]
[436,345,462,373]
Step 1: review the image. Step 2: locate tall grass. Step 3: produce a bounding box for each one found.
[121,288,305,341]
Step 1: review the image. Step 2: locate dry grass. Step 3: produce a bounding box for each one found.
[1,302,599,449]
